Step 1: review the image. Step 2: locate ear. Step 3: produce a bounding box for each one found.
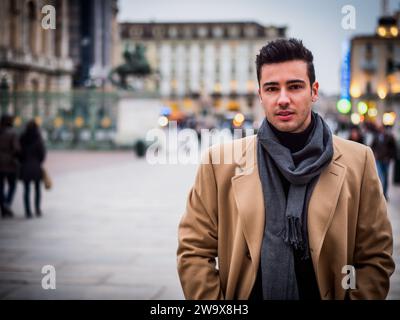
[311,81,319,102]
[258,87,262,103]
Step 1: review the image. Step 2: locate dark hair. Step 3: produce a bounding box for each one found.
[0,114,14,128]
[21,120,42,145]
[256,38,315,87]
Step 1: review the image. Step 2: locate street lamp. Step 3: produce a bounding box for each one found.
[377,85,388,99]
[383,112,396,126]
[350,83,362,98]
[337,98,352,114]
[376,16,398,38]
[357,101,368,115]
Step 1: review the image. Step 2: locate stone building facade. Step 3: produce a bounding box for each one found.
[0,0,120,92]
[120,22,286,98]
[0,0,73,92]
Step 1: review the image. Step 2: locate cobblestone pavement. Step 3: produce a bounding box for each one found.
[0,150,399,299]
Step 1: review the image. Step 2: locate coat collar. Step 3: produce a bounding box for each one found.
[231,135,345,289]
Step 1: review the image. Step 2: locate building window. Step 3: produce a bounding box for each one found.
[387,58,395,75]
[245,26,256,38]
[248,61,253,75]
[365,43,373,60]
[266,27,277,38]
[184,27,192,38]
[212,26,224,38]
[130,27,143,38]
[169,27,178,38]
[152,26,165,39]
[228,26,240,38]
[387,43,394,55]
[10,0,19,14]
[278,28,286,37]
[198,26,208,38]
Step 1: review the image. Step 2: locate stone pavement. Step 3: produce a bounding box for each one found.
[0,150,399,300]
[0,151,197,299]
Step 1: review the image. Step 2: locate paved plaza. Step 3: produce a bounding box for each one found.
[0,150,399,299]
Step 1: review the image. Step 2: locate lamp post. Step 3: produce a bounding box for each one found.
[0,76,10,114]
[88,85,98,149]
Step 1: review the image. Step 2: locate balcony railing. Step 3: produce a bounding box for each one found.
[0,47,74,73]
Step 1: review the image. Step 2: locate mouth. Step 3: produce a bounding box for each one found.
[276,110,294,121]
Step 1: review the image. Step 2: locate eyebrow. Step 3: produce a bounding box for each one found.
[262,79,306,87]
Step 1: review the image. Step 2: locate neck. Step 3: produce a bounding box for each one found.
[268,113,315,153]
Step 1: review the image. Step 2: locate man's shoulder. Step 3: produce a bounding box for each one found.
[206,135,256,158]
[333,135,369,153]
[201,135,256,170]
[209,134,256,150]
[332,135,370,166]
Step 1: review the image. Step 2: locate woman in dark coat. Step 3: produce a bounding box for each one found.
[19,120,46,218]
[0,114,20,218]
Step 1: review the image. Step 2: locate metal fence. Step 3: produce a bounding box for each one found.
[0,90,121,150]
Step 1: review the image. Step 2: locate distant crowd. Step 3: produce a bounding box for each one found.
[346,122,398,200]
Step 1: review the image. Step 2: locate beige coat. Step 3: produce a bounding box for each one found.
[177,135,395,300]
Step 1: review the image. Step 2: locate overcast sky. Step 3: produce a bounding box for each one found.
[118,0,400,95]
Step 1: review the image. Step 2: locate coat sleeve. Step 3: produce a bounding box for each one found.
[349,147,395,299]
[177,149,224,300]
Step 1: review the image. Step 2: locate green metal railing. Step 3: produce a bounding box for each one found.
[0,90,120,150]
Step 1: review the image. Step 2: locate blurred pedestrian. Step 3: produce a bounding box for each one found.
[371,124,398,200]
[0,114,20,218]
[347,126,365,144]
[19,120,46,218]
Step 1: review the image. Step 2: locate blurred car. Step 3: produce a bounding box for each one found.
[219,112,255,136]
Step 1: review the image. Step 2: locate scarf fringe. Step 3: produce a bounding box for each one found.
[279,216,310,260]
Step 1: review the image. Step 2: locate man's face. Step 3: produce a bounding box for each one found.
[258,60,319,133]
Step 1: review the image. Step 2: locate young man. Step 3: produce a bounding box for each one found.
[177,39,394,300]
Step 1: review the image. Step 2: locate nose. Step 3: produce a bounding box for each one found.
[277,89,290,107]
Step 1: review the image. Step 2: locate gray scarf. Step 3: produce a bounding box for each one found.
[257,111,333,300]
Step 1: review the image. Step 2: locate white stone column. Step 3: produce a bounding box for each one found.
[204,42,215,94]
[176,43,185,96]
[189,43,200,93]
[221,43,231,95]
[55,0,69,58]
[160,43,171,97]
[237,43,248,95]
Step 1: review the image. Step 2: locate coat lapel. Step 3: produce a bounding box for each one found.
[307,141,346,277]
[231,136,264,273]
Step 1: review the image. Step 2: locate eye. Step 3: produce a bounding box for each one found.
[289,84,304,90]
[265,87,278,92]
